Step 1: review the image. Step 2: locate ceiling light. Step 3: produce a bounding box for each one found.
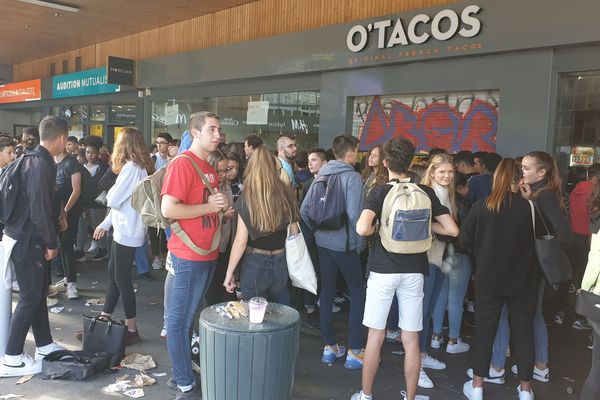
[17,0,79,13]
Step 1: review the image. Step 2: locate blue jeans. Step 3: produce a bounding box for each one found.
[167,254,216,388]
[432,254,472,338]
[240,251,288,303]
[135,242,150,274]
[491,279,549,367]
[419,264,444,352]
[163,271,174,330]
[317,247,365,350]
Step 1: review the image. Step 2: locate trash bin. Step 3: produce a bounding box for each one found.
[199,302,300,400]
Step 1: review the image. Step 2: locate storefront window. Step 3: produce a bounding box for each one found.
[51,104,89,138]
[554,71,600,168]
[151,91,320,149]
[351,90,499,153]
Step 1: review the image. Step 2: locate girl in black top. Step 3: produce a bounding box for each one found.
[223,145,299,302]
[460,158,537,400]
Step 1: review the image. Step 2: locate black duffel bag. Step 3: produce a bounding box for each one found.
[40,350,109,380]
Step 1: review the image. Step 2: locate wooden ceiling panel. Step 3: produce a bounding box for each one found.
[0,0,258,64]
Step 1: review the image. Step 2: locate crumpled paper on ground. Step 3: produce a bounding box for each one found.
[120,354,156,372]
[124,389,144,398]
[104,373,154,395]
[85,298,105,306]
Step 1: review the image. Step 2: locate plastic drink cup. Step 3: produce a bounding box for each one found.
[248,297,267,323]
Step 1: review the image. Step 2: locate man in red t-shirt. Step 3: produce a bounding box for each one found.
[161,111,228,399]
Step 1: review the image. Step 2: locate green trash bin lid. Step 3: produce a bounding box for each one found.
[200,302,300,333]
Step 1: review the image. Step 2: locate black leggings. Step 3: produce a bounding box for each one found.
[103,241,136,319]
[581,322,600,400]
[60,206,82,283]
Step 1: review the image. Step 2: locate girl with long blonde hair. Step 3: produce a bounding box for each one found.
[93,127,153,344]
[223,145,299,302]
[426,153,474,357]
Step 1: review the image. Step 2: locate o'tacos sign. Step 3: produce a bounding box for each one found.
[346,5,482,52]
[52,67,120,99]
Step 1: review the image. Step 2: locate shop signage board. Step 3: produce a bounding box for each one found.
[52,67,120,99]
[107,56,135,86]
[346,5,483,53]
[0,79,41,104]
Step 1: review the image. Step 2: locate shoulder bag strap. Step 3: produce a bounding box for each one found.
[168,154,222,256]
[530,200,552,236]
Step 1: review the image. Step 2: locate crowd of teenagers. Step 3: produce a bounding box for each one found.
[0,112,599,400]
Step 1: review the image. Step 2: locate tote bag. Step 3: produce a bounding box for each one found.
[528,200,573,285]
[285,222,317,295]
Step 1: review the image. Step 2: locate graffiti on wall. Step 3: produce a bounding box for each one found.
[352,91,499,152]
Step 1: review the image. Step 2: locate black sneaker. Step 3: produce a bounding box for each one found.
[91,249,108,261]
[75,250,87,262]
[139,272,155,281]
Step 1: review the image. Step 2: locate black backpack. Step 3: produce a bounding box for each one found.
[305,173,348,230]
[0,154,31,224]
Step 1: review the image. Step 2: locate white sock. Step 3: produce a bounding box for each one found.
[178,384,193,393]
[3,353,23,366]
[36,343,56,354]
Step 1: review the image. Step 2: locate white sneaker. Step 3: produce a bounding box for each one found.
[517,385,534,400]
[418,368,434,388]
[0,354,42,377]
[386,329,401,343]
[463,380,483,400]
[421,354,446,370]
[67,282,79,299]
[35,342,66,361]
[51,277,68,293]
[160,328,167,339]
[467,366,505,384]
[350,391,372,400]
[401,391,430,400]
[447,338,470,354]
[332,304,342,313]
[11,281,19,292]
[466,300,475,313]
[87,240,99,253]
[511,364,549,383]
[152,257,163,270]
[430,334,444,349]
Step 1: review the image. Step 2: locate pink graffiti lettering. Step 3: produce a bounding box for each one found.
[358,96,497,153]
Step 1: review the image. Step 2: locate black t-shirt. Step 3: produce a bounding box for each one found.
[55,154,81,205]
[365,181,449,274]
[234,196,289,251]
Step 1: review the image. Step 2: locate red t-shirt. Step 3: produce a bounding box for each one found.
[161,151,220,261]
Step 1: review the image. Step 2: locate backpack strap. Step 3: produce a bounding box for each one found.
[168,154,222,256]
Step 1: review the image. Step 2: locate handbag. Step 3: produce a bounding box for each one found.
[285,222,317,295]
[40,350,109,380]
[82,315,126,367]
[528,200,573,285]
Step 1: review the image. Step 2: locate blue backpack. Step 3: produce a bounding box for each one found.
[305,173,347,230]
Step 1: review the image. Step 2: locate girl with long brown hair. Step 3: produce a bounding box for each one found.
[517,151,573,377]
[223,145,299,302]
[362,145,388,197]
[93,127,154,345]
[460,158,538,400]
